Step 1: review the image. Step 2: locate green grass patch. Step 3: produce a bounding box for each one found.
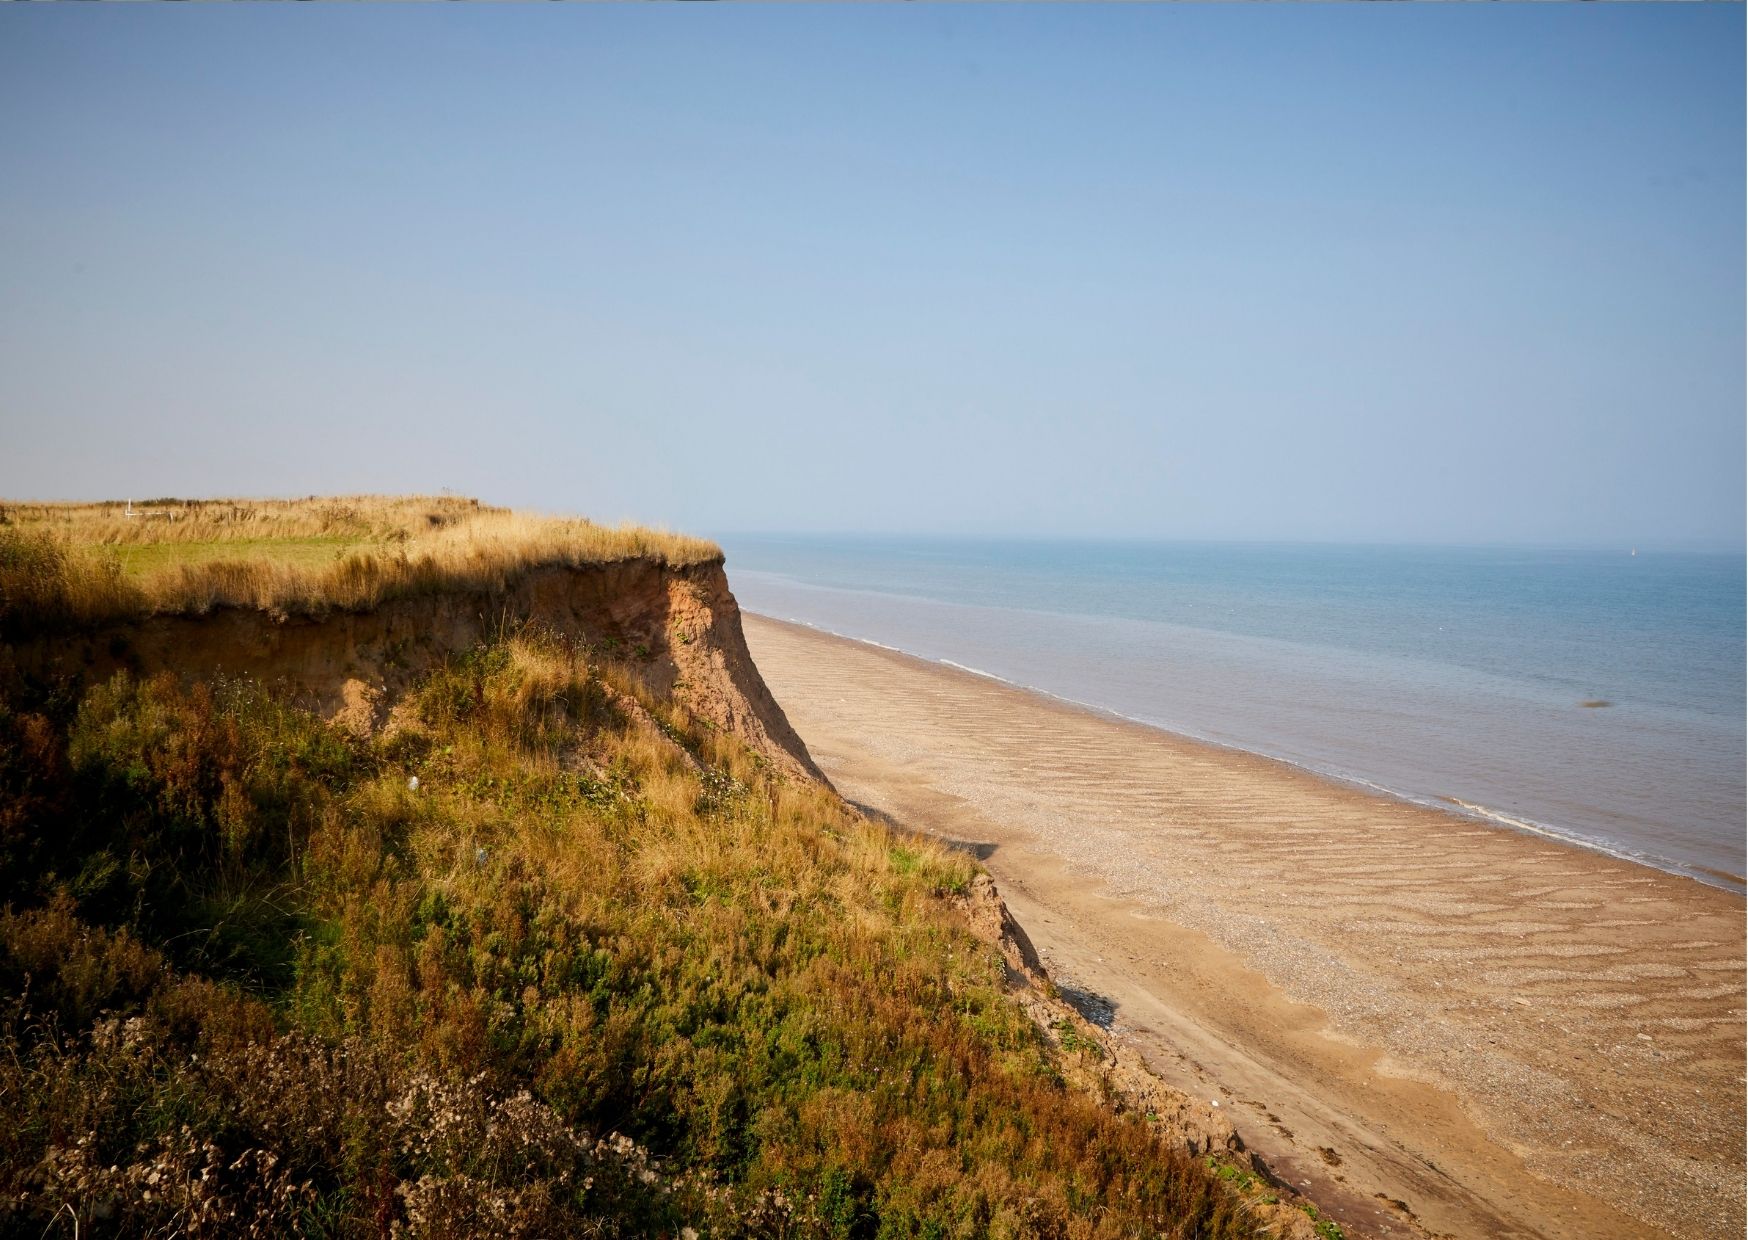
[105,535,374,579]
[1300,1203,1348,1240]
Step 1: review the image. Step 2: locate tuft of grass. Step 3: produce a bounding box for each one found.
[0,628,1264,1238]
[0,496,720,638]
[1053,1018,1107,1061]
[1299,1202,1348,1240]
[0,526,144,637]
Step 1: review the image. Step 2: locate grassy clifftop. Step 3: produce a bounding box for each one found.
[0,499,1289,1238]
[0,496,719,637]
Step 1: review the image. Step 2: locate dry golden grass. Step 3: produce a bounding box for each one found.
[2,495,474,547]
[0,495,720,636]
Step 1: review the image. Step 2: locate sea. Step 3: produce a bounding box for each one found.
[720,537,1746,893]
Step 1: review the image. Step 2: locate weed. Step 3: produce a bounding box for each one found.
[1053,1019,1107,1061]
[1300,1202,1348,1240]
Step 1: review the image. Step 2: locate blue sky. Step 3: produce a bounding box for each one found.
[1,5,1741,547]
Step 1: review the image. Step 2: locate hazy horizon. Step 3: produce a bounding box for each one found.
[714,529,1742,556]
[2,5,1742,549]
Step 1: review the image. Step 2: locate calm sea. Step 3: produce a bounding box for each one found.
[722,537,1746,892]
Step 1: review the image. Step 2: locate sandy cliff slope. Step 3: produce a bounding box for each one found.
[4,557,822,786]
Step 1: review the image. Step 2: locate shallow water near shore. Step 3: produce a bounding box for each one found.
[722,537,1745,891]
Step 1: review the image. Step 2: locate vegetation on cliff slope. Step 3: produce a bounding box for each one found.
[0,496,720,637]
[0,610,1264,1236]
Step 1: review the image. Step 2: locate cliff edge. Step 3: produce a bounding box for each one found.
[3,555,825,787]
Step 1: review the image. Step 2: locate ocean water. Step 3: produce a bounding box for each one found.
[722,537,1746,892]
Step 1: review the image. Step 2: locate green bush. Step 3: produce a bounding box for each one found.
[0,638,1261,1237]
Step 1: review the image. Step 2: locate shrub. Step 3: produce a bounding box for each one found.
[0,640,1260,1238]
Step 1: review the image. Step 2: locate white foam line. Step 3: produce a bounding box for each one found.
[772,616,905,654]
[1444,798,1664,870]
[938,659,1019,686]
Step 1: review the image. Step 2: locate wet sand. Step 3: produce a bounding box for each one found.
[744,614,1746,1240]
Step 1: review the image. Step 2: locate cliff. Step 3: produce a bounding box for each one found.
[0,533,1327,1237]
[3,555,823,786]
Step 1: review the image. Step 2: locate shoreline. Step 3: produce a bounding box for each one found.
[743,612,1746,1240]
[751,611,1745,894]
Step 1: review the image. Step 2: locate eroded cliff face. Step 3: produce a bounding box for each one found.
[2,558,823,785]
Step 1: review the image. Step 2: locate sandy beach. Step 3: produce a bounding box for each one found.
[744,614,1746,1240]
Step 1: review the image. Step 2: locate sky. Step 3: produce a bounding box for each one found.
[1,5,1742,549]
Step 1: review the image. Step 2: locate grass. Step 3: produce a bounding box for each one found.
[0,622,1265,1237]
[107,535,374,579]
[1299,1204,1348,1240]
[0,495,721,638]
